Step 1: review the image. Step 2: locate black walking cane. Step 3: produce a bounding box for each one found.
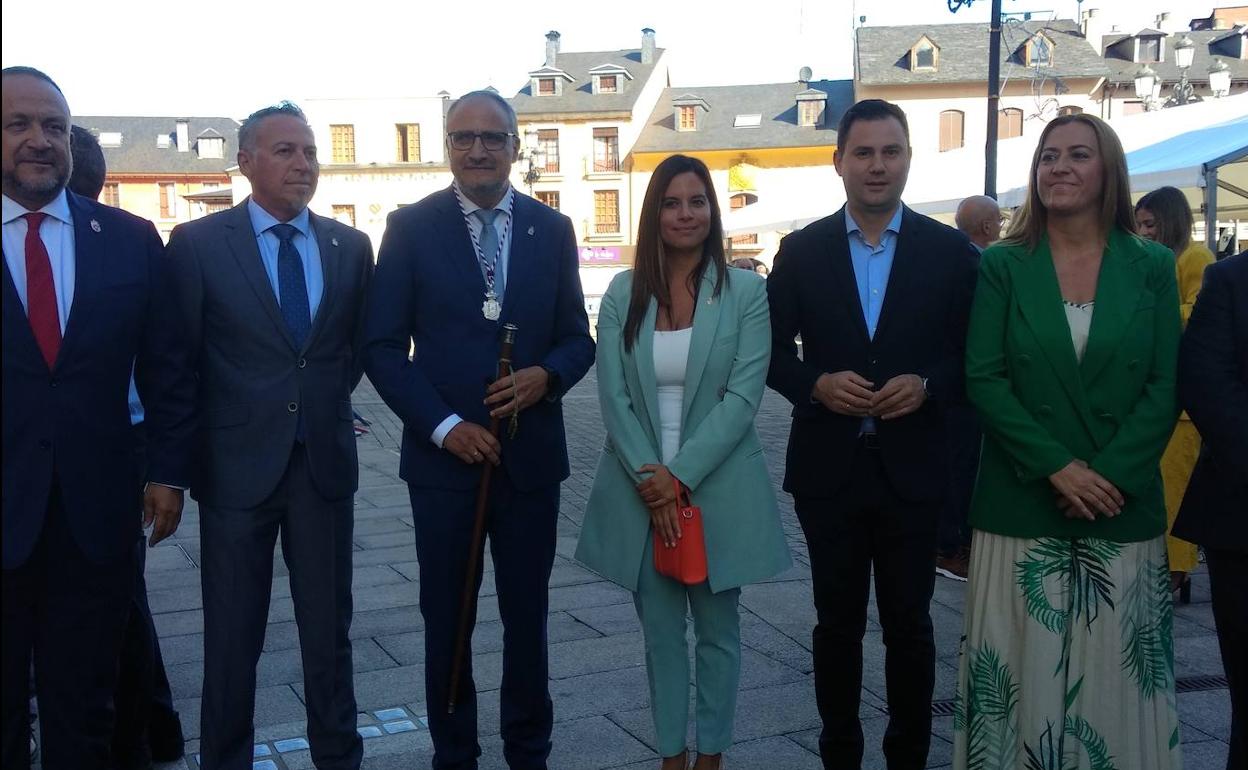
[447,323,518,714]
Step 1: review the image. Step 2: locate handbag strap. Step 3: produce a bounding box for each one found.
[671,477,689,508]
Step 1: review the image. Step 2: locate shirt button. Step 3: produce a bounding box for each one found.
[287,402,299,413]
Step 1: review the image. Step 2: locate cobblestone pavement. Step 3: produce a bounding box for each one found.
[125,370,1229,770]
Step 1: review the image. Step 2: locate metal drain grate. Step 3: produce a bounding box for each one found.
[1176,674,1230,693]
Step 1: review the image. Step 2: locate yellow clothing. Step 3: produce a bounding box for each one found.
[1163,241,1215,573]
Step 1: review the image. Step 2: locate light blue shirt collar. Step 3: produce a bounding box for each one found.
[844,205,903,243]
[2,189,72,226]
[247,198,311,239]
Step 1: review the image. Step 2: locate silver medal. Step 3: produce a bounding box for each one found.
[482,296,502,321]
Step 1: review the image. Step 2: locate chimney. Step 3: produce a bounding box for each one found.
[641,28,656,64]
[545,30,560,67]
[175,119,190,152]
[1081,8,1107,53]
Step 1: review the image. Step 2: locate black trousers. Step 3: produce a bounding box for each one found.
[939,406,980,556]
[113,421,183,765]
[409,475,559,770]
[198,447,361,770]
[1,487,136,770]
[1207,547,1248,770]
[795,441,938,770]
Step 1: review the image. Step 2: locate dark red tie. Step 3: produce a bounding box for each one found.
[23,212,62,369]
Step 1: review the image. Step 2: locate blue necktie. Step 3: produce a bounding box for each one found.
[474,208,503,298]
[270,223,311,348]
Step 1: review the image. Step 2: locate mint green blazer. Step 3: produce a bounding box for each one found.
[965,229,1181,542]
[574,268,792,593]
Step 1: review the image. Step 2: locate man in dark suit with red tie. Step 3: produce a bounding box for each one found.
[766,99,978,770]
[1,66,195,770]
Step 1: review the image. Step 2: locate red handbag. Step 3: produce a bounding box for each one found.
[652,478,708,585]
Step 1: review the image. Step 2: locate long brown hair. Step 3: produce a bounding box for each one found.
[1135,186,1193,257]
[623,154,727,351]
[1004,113,1135,250]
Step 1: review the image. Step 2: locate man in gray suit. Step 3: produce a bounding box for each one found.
[167,102,373,770]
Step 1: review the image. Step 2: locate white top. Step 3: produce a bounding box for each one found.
[653,327,693,464]
[1063,300,1095,363]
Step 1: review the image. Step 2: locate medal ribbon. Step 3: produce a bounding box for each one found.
[455,185,514,299]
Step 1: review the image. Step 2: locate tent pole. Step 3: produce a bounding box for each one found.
[1204,164,1219,254]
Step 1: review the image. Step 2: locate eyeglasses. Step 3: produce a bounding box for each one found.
[447,131,516,151]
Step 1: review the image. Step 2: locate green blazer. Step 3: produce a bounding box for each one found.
[965,228,1181,542]
[575,268,792,593]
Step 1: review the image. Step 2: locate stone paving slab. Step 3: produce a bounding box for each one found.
[99,371,1231,770]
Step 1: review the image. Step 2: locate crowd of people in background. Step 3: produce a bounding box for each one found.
[3,62,1245,770]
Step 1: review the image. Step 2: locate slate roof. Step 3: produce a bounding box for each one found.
[631,80,854,154]
[856,19,1109,86]
[510,48,667,117]
[73,116,240,175]
[1101,27,1248,84]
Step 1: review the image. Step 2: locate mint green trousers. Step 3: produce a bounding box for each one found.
[634,536,742,757]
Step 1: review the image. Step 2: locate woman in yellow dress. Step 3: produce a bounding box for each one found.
[1135,185,1215,602]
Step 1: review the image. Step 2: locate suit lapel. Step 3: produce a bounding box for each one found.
[1080,231,1145,384]
[433,187,490,305]
[305,212,341,351]
[681,270,724,427]
[1011,240,1096,432]
[1,244,45,365]
[632,298,663,445]
[224,201,297,351]
[56,193,103,370]
[826,209,870,342]
[872,206,920,344]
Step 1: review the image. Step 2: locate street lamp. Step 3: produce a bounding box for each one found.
[1164,34,1201,107]
[1209,59,1232,98]
[521,128,545,193]
[1134,64,1160,110]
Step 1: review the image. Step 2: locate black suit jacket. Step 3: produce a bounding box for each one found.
[2,192,195,567]
[167,201,374,509]
[1174,252,1248,553]
[766,205,978,501]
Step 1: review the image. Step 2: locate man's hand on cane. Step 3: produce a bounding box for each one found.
[445,422,501,466]
[485,366,549,418]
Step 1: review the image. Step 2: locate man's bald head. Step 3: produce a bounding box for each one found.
[955,195,1002,250]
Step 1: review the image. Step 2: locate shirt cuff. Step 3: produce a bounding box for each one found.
[431,414,463,449]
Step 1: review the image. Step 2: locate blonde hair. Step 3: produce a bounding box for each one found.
[1004,114,1135,250]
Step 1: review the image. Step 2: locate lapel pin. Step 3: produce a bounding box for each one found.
[527,226,535,236]
[331,237,339,247]
[90,219,101,233]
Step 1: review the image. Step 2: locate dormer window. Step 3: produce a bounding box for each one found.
[796,89,827,127]
[1134,32,1165,63]
[1026,33,1054,67]
[672,94,710,132]
[910,36,939,71]
[528,66,575,97]
[589,64,633,95]
[196,136,225,159]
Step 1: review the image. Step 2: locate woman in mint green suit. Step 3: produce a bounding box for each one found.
[575,155,790,770]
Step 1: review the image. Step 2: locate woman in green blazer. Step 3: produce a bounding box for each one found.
[575,155,790,770]
[952,115,1182,770]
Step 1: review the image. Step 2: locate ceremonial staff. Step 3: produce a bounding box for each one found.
[447,322,518,714]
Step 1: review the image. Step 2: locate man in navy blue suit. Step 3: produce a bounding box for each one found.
[1,66,194,770]
[364,90,594,770]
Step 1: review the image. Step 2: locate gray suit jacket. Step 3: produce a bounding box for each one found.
[168,200,374,509]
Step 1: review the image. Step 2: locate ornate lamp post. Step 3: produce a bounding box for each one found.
[1134,64,1160,111]
[1164,35,1200,107]
[947,0,1003,197]
[521,128,544,194]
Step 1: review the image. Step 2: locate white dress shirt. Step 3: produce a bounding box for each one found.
[2,191,76,332]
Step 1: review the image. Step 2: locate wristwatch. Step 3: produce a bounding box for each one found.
[921,376,931,398]
[541,365,562,402]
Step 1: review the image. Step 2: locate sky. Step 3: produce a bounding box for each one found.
[1,0,1222,118]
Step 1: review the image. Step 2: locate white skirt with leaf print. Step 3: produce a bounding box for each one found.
[952,531,1181,770]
